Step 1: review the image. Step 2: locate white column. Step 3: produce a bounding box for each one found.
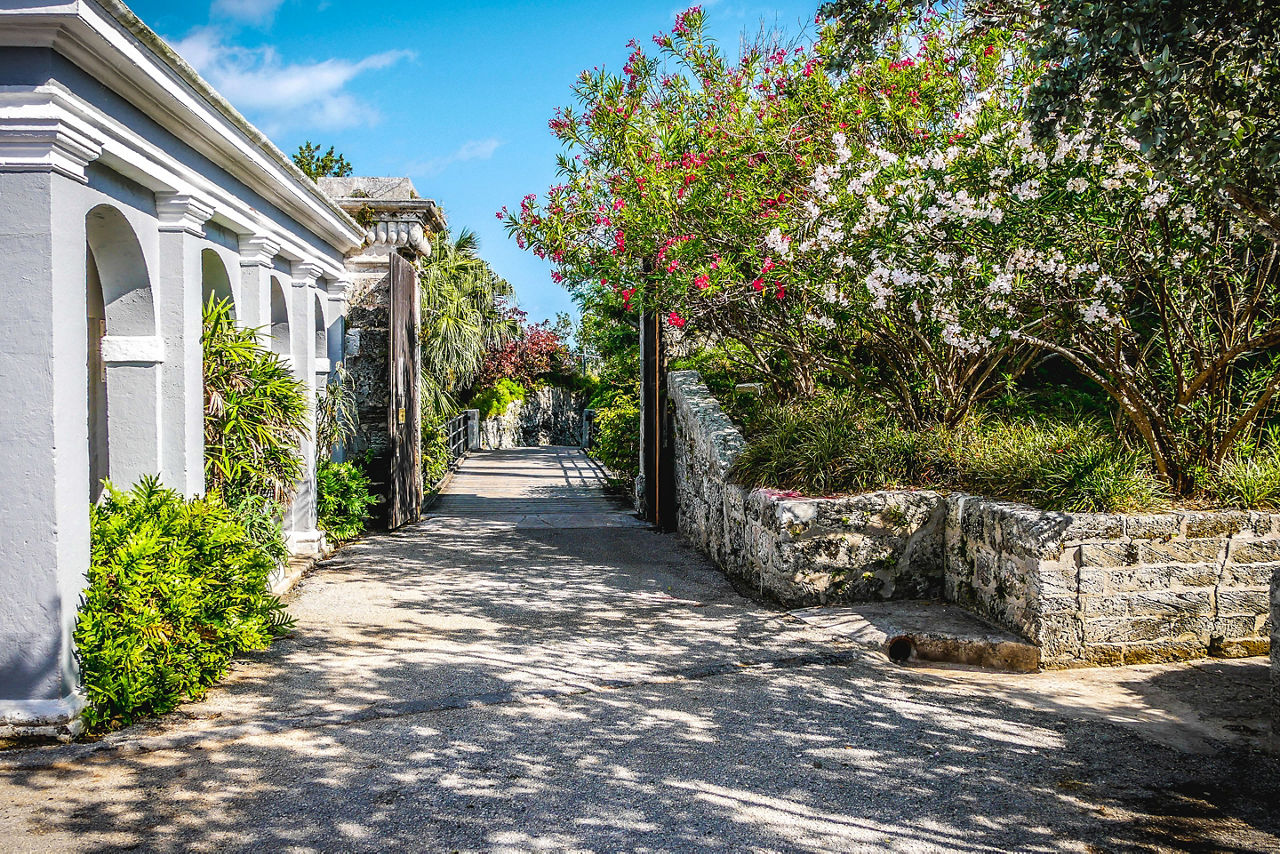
[156,193,215,497]
[237,234,279,339]
[286,262,323,555]
[0,103,103,734]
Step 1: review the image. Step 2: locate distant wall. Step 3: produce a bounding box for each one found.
[670,370,1275,669]
[479,386,584,449]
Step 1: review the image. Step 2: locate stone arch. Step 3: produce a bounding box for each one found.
[85,204,161,494]
[269,276,290,359]
[201,248,235,316]
[313,291,329,373]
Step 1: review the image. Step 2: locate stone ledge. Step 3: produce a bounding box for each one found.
[670,371,1275,672]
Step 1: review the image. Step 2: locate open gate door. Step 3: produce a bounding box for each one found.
[387,250,422,528]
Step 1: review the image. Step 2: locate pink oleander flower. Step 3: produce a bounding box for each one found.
[667,311,686,328]
[694,274,710,290]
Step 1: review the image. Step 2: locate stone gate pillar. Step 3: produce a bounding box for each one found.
[317,177,443,527]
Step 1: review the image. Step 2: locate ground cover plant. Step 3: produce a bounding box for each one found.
[729,395,1169,513]
[76,478,293,732]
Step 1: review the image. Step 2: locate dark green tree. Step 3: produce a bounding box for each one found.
[292,141,354,180]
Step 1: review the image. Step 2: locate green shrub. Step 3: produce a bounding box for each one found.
[316,459,378,542]
[76,478,293,733]
[422,424,452,488]
[592,394,641,490]
[315,364,358,458]
[731,396,1168,513]
[203,298,309,504]
[470,378,527,419]
[1204,435,1280,509]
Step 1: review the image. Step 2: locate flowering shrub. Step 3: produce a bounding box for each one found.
[508,4,1280,498]
[475,310,574,389]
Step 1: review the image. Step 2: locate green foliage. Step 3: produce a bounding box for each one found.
[315,364,358,458]
[422,425,452,488]
[76,477,293,733]
[1203,432,1280,509]
[203,298,309,505]
[315,459,378,543]
[421,229,519,423]
[471,378,527,419]
[292,141,353,180]
[732,397,1168,513]
[592,395,641,490]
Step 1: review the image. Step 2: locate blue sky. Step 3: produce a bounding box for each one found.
[125,0,819,323]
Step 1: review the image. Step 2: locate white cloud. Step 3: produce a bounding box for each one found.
[212,0,286,26]
[173,27,413,133]
[410,138,503,176]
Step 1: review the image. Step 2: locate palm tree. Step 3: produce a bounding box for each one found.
[420,229,518,422]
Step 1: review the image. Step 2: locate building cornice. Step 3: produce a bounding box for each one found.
[0,0,364,255]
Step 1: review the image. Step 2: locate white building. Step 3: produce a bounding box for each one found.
[0,0,372,736]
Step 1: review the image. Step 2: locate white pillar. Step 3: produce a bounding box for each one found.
[0,106,103,736]
[156,193,215,497]
[237,234,279,339]
[286,262,323,555]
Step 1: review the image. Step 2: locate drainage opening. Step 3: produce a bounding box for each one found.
[887,636,915,665]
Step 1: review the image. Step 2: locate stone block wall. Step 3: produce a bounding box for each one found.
[1272,567,1280,744]
[479,386,584,449]
[670,371,946,606]
[945,500,1277,667]
[670,370,1275,669]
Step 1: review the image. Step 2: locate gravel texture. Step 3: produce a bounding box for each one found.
[1,448,1277,852]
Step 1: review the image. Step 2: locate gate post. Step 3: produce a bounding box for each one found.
[319,177,445,529]
[639,310,676,530]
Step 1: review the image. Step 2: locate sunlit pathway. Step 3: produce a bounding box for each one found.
[2,448,1279,852]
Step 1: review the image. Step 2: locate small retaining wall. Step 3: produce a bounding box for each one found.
[1272,568,1279,744]
[479,385,583,449]
[669,370,1275,669]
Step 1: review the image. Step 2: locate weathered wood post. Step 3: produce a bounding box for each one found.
[639,309,676,530]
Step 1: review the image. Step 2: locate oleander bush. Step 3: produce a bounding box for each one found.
[76,478,293,733]
[315,459,378,543]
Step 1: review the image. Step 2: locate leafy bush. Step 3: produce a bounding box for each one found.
[76,478,293,732]
[203,298,309,504]
[315,364,358,458]
[422,424,452,488]
[471,378,527,419]
[732,397,1168,513]
[592,394,641,490]
[315,459,378,542]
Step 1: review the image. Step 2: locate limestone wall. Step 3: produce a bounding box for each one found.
[669,370,1275,669]
[479,385,584,449]
[1272,567,1280,744]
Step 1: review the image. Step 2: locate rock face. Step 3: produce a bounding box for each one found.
[670,370,1276,669]
[479,385,583,449]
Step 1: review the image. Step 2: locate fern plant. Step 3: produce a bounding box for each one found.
[203,297,309,504]
[76,477,294,732]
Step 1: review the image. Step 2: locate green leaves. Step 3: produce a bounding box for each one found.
[76,477,293,733]
[315,460,378,543]
[202,297,308,505]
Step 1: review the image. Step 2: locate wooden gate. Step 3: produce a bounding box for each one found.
[387,250,422,528]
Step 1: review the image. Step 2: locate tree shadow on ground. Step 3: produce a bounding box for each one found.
[3,514,1279,852]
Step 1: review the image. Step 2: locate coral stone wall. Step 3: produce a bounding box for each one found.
[1272,567,1280,743]
[478,386,583,449]
[670,370,1275,669]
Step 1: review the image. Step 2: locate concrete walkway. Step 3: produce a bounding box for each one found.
[2,447,1279,852]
